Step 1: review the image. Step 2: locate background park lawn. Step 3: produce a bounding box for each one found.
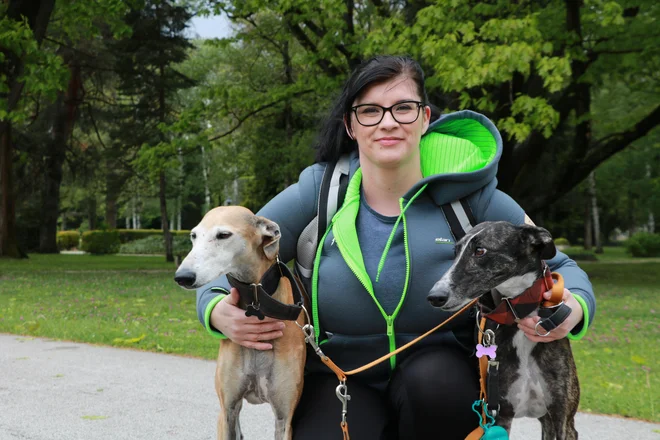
[1,251,658,423]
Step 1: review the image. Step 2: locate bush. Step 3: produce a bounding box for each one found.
[554,237,571,247]
[625,233,660,257]
[81,230,121,255]
[57,231,80,250]
[116,229,191,243]
[120,234,192,256]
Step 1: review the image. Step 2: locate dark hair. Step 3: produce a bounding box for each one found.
[314,55,430,163]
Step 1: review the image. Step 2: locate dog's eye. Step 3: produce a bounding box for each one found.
[475,247,487,257]
[216,231,232,240]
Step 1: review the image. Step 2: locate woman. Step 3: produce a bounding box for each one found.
[196,56,595,439]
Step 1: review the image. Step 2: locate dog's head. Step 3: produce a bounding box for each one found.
[173,206,280,289]
[427,221,556,311]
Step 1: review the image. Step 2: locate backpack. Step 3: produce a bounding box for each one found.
[294,153,477,299]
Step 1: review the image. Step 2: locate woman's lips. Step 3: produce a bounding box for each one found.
[376,137,403,146]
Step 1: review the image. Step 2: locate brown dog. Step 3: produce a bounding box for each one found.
[174,206,306,440]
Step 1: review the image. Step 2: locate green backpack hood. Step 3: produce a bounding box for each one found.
[407,109,502,205]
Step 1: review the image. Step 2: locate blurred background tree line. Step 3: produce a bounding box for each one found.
[1,0,658,260]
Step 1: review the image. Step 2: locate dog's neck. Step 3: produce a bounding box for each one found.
[229,259,276,285]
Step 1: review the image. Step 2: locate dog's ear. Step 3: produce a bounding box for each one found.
[520,225,556,260]
[255,216,281,260]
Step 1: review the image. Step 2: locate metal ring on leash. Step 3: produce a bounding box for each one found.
[295,304,312,330]
[534,320,552,337]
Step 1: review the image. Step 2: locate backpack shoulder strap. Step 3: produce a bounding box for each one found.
[442,198,477,241]
[296,154,350,280]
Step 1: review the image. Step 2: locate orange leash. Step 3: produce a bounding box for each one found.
[308,272,563,439]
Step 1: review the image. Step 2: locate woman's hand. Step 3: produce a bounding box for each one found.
[210,288,285,350]
[517,288,584,343]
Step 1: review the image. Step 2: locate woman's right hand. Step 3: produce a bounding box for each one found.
[209,288,286,350]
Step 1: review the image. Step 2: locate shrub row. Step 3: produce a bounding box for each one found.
[116,229,190,243]
[57,229,191,254]
[625,232,660,257]
[57,231,80,250]
[81,230,121,255]
[120,235,192,256]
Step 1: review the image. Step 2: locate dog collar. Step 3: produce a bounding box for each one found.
[482,265,555,326]
[227,259,304,321]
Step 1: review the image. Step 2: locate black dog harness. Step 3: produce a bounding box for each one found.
[227,259,305,321]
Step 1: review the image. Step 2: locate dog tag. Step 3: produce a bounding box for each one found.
[476,343,497,359]
[245,304,265,320]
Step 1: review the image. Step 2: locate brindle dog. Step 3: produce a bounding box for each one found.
[427,221,580,440]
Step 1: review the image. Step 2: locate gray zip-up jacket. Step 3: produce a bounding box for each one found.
[196,110,595,389]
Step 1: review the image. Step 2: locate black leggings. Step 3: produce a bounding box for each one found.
[292,345,480,440]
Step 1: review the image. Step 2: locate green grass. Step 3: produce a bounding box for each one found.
[0,254,218,358]
[0,250,658,422]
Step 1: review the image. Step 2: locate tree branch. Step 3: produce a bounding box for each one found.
[207,89,313,142]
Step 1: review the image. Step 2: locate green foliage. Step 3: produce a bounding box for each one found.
[56,231,81,250]
[80,231,121,255]
[625,233,660,257]
[554,237,571,247]
[119,235,192,256]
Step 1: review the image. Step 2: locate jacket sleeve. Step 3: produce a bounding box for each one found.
[195,163,325,338]
[469,182,596,340]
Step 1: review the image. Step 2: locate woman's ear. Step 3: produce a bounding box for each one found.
[343,116,354,140]
[422,105,431,133]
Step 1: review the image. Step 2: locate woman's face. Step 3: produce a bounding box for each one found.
[346,76,430,170]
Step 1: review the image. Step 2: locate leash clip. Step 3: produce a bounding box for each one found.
[336,380,351,425]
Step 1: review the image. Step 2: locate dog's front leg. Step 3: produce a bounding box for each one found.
[217,398,243,440]
[216,343,247,440]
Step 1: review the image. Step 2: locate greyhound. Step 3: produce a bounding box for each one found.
[427,221,579,440]
[174,206,306,440]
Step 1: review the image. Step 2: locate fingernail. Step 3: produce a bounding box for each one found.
[279,322,286,330]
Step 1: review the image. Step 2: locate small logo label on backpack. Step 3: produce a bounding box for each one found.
[435,237,453,244]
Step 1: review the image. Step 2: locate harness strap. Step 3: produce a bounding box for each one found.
[227,260,304,321]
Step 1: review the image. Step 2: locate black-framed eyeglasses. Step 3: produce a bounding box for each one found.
[351,101,424,127]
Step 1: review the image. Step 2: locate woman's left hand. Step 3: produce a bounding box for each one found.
[517,288,583,342]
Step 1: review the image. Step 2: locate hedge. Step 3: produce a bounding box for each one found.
[120,235,192,256]
[81,230,121,255]
[116,229,190,244]
[57,231,80,250]
[625,232,660,257]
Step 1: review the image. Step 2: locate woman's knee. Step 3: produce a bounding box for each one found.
[388,346,480,439]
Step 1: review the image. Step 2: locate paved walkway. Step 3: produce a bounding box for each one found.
[1,334,658,439]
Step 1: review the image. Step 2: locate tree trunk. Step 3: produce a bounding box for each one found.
[0,122,25,258]
[588,172,603,253]
[647,163,655,233]
[584,195,592,251]
[177,147,183,230]
[87,196,97,230]
[201,145,210,214]
[159,171,173,262]
[39,58,81,253]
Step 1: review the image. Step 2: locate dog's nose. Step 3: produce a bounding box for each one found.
[427,292,448,308]
[174,270,196,288]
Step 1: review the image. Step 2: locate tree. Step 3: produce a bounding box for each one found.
[208,0,660,216]
[1,0,58,257]
[111,0,194,262]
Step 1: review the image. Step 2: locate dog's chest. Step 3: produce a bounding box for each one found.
[500,330,549,419]
[241,349,276,404]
